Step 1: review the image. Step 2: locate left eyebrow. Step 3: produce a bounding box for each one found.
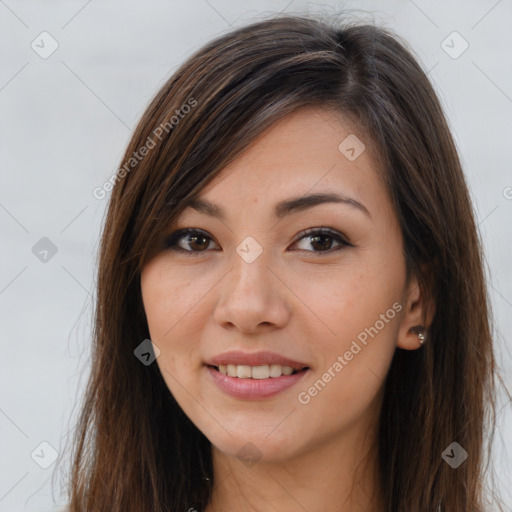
[274,192,371,219]
[183,191,371,220]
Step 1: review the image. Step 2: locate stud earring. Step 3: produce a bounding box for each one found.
[409,325,426,345]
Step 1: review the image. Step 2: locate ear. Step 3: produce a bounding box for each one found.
[397,266,436,350]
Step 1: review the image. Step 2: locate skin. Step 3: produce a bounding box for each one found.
[140,107,434,512]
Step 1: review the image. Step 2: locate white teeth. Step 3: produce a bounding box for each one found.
[269,364,282,377]
[236,365,252,379]
[217,364,299,378]
[251,365,269,379]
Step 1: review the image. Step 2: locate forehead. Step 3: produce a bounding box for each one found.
[186,107,385,217]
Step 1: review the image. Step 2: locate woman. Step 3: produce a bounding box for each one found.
[62,13,508,512]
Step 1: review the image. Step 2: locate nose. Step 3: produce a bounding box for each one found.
[213,243,291,334]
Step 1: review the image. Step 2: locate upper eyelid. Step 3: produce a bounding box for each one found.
[168,226,345,241]
[165,227,351,251]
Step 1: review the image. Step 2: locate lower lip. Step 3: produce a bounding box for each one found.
[205,365,310,399]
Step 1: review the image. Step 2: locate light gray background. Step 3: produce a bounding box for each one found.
[1,1,511,511]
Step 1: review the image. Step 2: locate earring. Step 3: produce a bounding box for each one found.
[409,325,426,345]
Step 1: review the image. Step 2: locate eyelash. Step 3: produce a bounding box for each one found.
[162,227,353,256]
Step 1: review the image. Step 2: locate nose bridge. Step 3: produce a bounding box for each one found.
[214,234,289,331]
[229,234,273,297]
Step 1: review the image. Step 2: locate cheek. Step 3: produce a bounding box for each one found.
[291,254,403,335]
[141,260,203,339]
[141,261,208,396]
[291,251,404,395]
[294,285,400,433]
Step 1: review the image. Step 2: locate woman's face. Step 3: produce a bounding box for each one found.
[141,107,420,463]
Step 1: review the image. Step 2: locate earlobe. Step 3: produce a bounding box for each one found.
[396,269,435,351]
[407,324,427,346]
[397,320,428,351]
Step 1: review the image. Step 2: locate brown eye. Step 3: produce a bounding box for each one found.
[163,227,352,257]
[163,229,218,254]
[291,228,352,254]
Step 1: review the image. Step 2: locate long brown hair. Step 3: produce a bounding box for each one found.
[60,12,509,512]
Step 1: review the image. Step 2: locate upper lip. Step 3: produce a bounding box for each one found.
[205,350,309,371]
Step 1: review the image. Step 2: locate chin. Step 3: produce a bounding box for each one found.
[205,425,303,465]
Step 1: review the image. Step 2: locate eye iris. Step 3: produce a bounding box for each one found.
[164,228,348,254]
[309,234,333,251]
[188,234,209,251]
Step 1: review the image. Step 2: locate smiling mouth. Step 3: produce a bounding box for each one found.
[208,364,309,379]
